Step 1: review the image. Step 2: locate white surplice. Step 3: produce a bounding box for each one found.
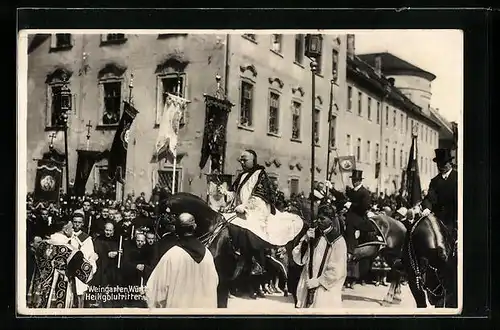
[145,246,219,308]
[223,169,303,246]
[292,235,347,308]
[70,231,97,296]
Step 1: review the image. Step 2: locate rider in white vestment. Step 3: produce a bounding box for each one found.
[219,150,303,247]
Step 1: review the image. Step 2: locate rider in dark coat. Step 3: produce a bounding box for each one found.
[344,170,374,254]
[421,148,458,238]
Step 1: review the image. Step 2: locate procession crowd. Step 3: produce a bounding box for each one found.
[26,181,415,308]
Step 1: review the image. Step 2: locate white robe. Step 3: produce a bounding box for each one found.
[70,231,97,296]
[145,246,219,308]
[223,169,303,246]
[292,235,347,308]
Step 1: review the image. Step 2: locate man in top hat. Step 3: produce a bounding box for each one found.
[343,170,376,255]
[421,148,458,238]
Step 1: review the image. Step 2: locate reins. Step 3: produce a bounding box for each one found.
[200,214,238,247]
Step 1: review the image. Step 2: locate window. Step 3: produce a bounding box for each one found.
[385,106,389,126]
[393,109,397,127]
[356,138,361,162]
[411,120,414,134]
[45,68,72,128]
[366,140,371,163]
[346,134,351,155]
[53,34,72,48]
[49,85,65,127]
[101,82,121,125]
[157,168,182,194]
[290,178,300,196]
[101,34,127,45]
[243,34,256,42]
[332,49,339,81]
[294,34,305,64]
[420,156,423,169]
[393,148,396,168]
[367,97,372,120]
[358,92,363,116]
[314,109,321,145]
[420,125,423,140]
[271,34,283,53]
[425,127,428,143]
[292,101,302,140]
[385,145,388,166]
[400,114,404,133]
[156,73,186,125]
[400,149,403,169]
[329,116,337,148]
[376,102,381,124]
[95,165,115,200]
[347,86,353,111]
[406,116,409,135]
[424,157,427,173]
[405,151,408,166]
[240,81,254,127]
[375,143,380,162]
[268,92,280,134]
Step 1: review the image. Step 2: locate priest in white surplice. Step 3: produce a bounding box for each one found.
[145,212,219,308]
[293,207,347,308]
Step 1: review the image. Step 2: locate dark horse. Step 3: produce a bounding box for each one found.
[350,213,408,305]
[404,213,457,308]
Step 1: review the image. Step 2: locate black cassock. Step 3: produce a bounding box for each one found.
[90,235,120,307]
[121,242,153,307]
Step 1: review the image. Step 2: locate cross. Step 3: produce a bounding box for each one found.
[49,133,56,149]
[86,120,92,140]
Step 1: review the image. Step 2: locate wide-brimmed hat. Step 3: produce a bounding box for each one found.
[396,207,408,217]
[349,169,363,181]
[433,148,454,163]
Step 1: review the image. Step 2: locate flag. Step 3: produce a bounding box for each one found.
[155,93,189,158]
[74,150,108,196]
[405,135,422,206]
[336,156,356,172]
[375,162,381,179]
[108,101,139,183]
[199,100,230,173]
[33,159,63,203]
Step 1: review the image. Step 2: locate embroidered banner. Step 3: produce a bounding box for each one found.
[336,155,356,172]
[33,159,63,203]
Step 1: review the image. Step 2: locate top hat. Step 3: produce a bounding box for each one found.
[349,169,364,181]
[432,148,454,163]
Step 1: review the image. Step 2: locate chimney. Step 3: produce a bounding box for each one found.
[374,55,382,75]
[346,34,355,59]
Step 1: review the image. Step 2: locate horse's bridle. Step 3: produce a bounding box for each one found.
[407,214,451,307]
[199,214,238,247]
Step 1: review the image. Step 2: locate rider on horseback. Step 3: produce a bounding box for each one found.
[343,170,384,256]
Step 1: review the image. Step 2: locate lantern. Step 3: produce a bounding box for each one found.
[60,82,72,114]
[304,34,323,59]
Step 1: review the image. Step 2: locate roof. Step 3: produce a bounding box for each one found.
[347,55,441,130]
[429,108,454,137]
[358,52,436,82]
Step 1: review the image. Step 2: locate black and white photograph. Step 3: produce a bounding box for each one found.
[17,30,462,315]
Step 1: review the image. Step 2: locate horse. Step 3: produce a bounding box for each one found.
[346,213,408,306]
[404,213,457,308]
[161,192,307,308]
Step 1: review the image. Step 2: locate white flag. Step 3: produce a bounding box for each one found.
[155,93,189,156]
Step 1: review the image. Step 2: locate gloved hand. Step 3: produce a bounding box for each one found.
[421,208,431,217]
[344,201,352,209]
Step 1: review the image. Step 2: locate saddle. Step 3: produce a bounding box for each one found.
[356,218,386,248]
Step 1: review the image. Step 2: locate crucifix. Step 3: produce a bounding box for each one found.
[49,132,57,150]
[85,120,92,150]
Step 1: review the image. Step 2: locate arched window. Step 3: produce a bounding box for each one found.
[45,68,72,129]
[97,63,127,126]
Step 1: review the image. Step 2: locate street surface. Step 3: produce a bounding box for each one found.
[228,283,427,311]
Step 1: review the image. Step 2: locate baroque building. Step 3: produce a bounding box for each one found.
[26,33,347,199]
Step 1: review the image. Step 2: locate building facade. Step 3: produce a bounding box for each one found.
[26,33,347,200]
[343,37,442,195]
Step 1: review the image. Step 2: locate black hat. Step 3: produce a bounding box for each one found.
[432,148,454,163]
[349,169,363,181]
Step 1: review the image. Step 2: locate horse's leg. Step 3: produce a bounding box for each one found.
[392,275,402,304]
[383,282,395,306]
[217,281,229,308]
[407,274,427,308]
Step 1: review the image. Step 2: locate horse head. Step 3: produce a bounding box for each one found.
[162,192,223,238]
[411,213,453,266]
